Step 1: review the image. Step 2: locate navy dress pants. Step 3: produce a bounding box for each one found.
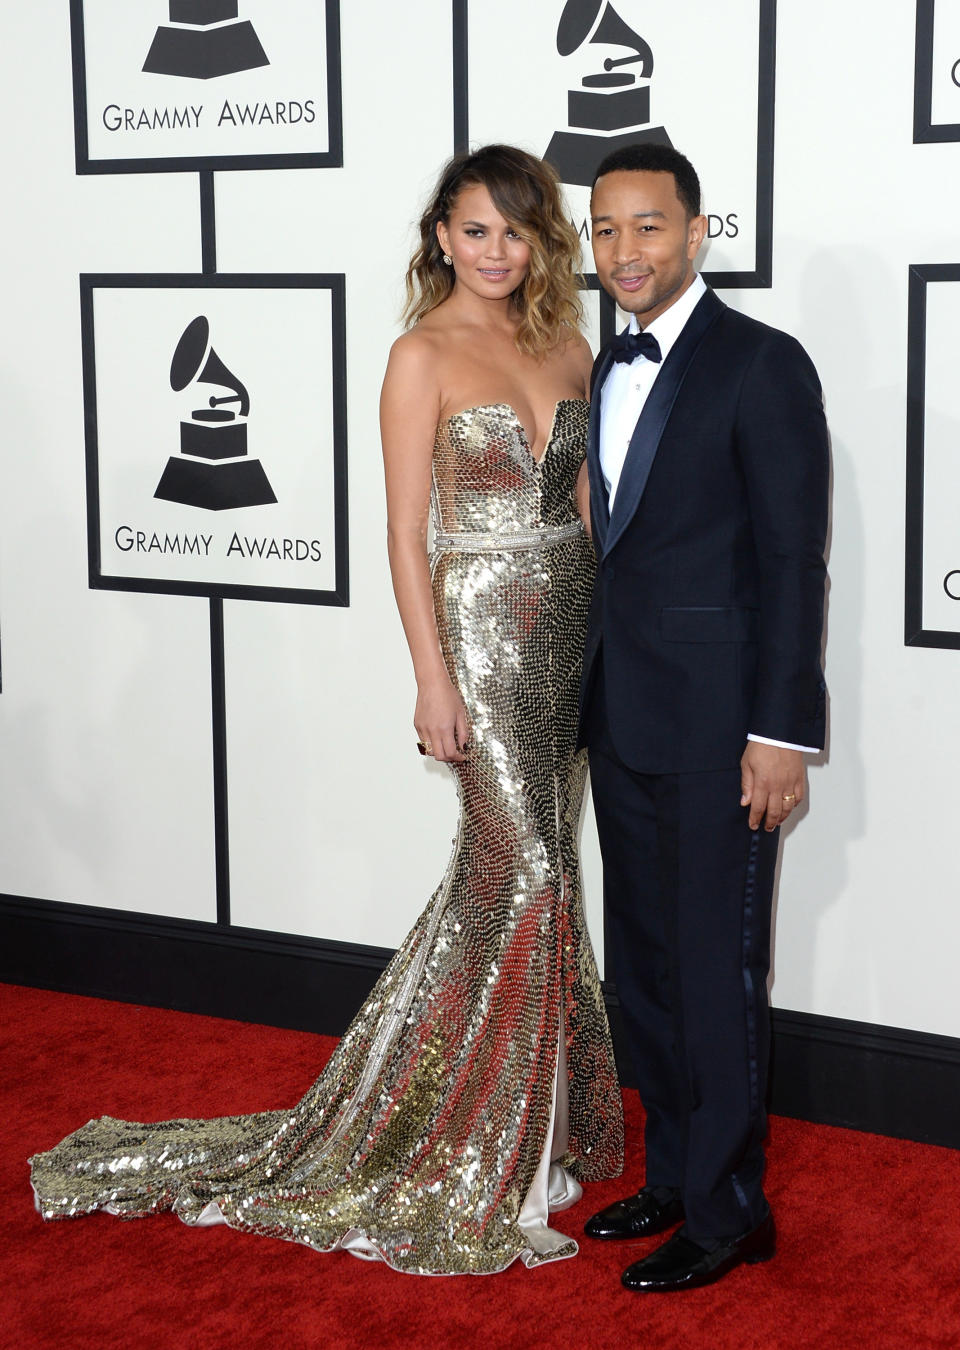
[585,679,779,1242]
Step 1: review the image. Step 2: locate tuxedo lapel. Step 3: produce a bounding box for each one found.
[587,346,614,551]
[601,289,725,560]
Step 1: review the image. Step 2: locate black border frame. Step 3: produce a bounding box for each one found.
[81,272,349,608]
[905,263,960,649]
[914,0,960,143]
[452,0,777,291]
[70,0,343,174]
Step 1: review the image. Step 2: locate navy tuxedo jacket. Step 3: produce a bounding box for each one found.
[580,286,829,774]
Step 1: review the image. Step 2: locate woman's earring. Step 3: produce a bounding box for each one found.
[442,254,453,266]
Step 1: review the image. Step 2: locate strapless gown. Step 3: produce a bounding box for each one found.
[29,399,623,1275]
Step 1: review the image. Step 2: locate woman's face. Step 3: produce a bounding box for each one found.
[436,184,531,303]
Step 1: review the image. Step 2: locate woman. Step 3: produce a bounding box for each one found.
[29,145,623,1276]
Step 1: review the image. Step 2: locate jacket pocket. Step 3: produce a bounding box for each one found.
[659,606,759,643]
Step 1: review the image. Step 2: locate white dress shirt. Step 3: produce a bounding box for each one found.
[599,274,707,510]
[597,273,815,755]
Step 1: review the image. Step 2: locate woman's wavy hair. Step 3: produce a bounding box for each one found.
[403,144,583,357]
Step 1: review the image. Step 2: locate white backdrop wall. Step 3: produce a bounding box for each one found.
[2,2,960,1038]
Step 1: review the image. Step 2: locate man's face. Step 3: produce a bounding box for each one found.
[591,170,706,325]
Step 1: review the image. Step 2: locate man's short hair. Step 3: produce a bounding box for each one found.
[591,143,702,219]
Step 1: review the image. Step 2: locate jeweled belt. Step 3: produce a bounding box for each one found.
[432,520,585,552]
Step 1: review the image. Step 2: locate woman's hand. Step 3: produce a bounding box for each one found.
[415,675,471,764]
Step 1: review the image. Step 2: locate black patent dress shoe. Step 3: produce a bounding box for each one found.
[584,1186,685,1240]
[621,1211,776,1292]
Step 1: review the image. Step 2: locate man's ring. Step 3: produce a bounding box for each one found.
[782,793,796,802]
[417,741,433,756]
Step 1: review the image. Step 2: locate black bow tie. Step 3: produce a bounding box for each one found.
[609,329,662,365]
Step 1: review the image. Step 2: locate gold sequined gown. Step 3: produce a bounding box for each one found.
[29,398,623,1275]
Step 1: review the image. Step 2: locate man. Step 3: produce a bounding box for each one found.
[580,143,828,1292]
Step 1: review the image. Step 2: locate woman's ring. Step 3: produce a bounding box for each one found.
[417,741,433,756]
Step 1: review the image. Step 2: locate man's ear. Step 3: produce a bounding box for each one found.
[687,214,708,259]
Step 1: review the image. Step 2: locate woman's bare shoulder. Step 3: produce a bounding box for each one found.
[384,325,446,399]
[567,329,594,360]
[387,323,442,368]
[566,329,594,366]
[551,330,595,395]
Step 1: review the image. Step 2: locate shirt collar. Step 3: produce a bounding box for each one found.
[627,273,707,361]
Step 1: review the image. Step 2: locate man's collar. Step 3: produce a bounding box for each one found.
[627,273,707,360]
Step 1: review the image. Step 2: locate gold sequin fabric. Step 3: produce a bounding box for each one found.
[29,398,623,1275]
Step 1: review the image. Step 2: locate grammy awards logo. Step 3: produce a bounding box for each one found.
[154,316,277,511]
[143,1,269,81]
[545,0,671,187]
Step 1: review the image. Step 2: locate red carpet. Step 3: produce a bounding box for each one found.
[4,983,959,1349]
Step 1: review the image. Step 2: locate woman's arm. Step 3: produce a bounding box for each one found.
[576,460,591,535]
[380,335,469,764]
[573,333,594,534]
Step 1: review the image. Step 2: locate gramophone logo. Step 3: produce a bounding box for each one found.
[143,0,269,81]
[545,0,671,187]
[154,315,277,511]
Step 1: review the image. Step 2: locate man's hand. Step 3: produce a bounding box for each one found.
[740,742,805,832]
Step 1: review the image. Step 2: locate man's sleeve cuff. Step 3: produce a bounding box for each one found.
[747,733,819,753]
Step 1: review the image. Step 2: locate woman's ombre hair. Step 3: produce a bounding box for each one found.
[403,144,583,357]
